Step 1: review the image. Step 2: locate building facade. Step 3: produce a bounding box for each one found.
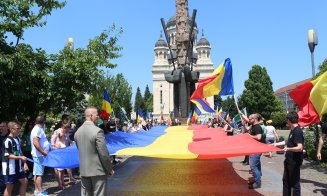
[152,15,215,119]
[274,78,311,113]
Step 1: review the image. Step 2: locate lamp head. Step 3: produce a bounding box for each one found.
[66,37,74,50]
[308,29,318,53]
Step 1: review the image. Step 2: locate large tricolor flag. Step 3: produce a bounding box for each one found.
[191,58,234,99]
[42,125,281,168]
[99,89,113,119]
[289,71,327,126]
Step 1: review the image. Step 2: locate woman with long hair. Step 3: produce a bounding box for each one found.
[21,119,34,180]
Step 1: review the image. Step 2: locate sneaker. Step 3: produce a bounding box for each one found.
[34,191,48,196]
[249,182,261,189]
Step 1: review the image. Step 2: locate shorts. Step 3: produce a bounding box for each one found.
[33,156,45,176]
[266,137,275,144]
[3,172,26,184]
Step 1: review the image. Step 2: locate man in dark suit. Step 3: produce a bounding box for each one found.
[75,107,114,196]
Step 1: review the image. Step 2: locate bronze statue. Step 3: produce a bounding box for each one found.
[161,0,199,119]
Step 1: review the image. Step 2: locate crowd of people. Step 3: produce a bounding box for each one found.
[203,110,327,196]
[0,110,171,196]
[0,108,326,196]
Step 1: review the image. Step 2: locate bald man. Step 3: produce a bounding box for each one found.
[30,116,50,196]
[74,107,114,196]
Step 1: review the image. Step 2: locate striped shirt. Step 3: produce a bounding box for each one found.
[2,136,23,175]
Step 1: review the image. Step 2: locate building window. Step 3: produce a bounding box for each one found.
[160,90,163,104]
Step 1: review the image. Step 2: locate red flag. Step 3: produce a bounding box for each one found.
[289,82,319,126]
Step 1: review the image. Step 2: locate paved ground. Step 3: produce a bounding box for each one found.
[23,153,327,196]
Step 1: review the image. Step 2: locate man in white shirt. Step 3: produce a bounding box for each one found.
[30,116,50,196]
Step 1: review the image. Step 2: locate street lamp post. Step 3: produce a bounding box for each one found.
[308,29,318,78]
[308,29,320,150]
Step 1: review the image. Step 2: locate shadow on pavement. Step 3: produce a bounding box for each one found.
[300,160,327,174]
[108,157,263,195]
[301,178,327,195]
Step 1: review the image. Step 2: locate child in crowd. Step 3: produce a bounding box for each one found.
[2,121,28,196]
[54,130,69,190]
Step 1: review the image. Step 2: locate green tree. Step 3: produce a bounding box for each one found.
[0,1,124,121]
[0,0,66,120]
[134,87,144,113]
[0,0,66,46]
[270,111,287,129]
[143,85,153,112]
[220,96,237,118]
[49,25,123,115]
[316,58,327,79]
[240,65,283,119]
[213,95,223,110]
[87,73,132,119]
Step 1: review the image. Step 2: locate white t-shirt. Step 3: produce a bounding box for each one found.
[265,125,276,138]
[30,124,50,157]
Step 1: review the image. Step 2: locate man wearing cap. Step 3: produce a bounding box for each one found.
[317,122,327,160]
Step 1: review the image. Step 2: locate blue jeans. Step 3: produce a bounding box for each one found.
[250,154,262,184]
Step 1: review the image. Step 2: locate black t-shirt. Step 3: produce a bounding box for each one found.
[99,123,110,134]
[285,126,304,162]
[250,124,265,143]
[322,122,327,134]
[108,122,116,133]
[226,124,234,136]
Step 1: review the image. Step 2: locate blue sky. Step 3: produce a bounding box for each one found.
[23,0,327,98]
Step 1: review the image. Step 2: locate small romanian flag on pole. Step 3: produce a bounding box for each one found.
[137,107,145,122]
[99,89,113,119]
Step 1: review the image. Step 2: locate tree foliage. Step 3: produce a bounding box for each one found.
[240,65,283,119]
[49,25,123,114]
[213,95,223,110]
[88,73,132,119]
[0,1,124,121]
[220,96,237,118]
[0,0,66,120]
[134,87,144,112]
[143,85,153,112]
[270,111,287,129]
[0,0,66,46]
[316,58,327,79]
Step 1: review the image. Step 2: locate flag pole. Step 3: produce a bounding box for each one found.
[216,112,241,133]
[233,94,240,112]
[118,103,129,121]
